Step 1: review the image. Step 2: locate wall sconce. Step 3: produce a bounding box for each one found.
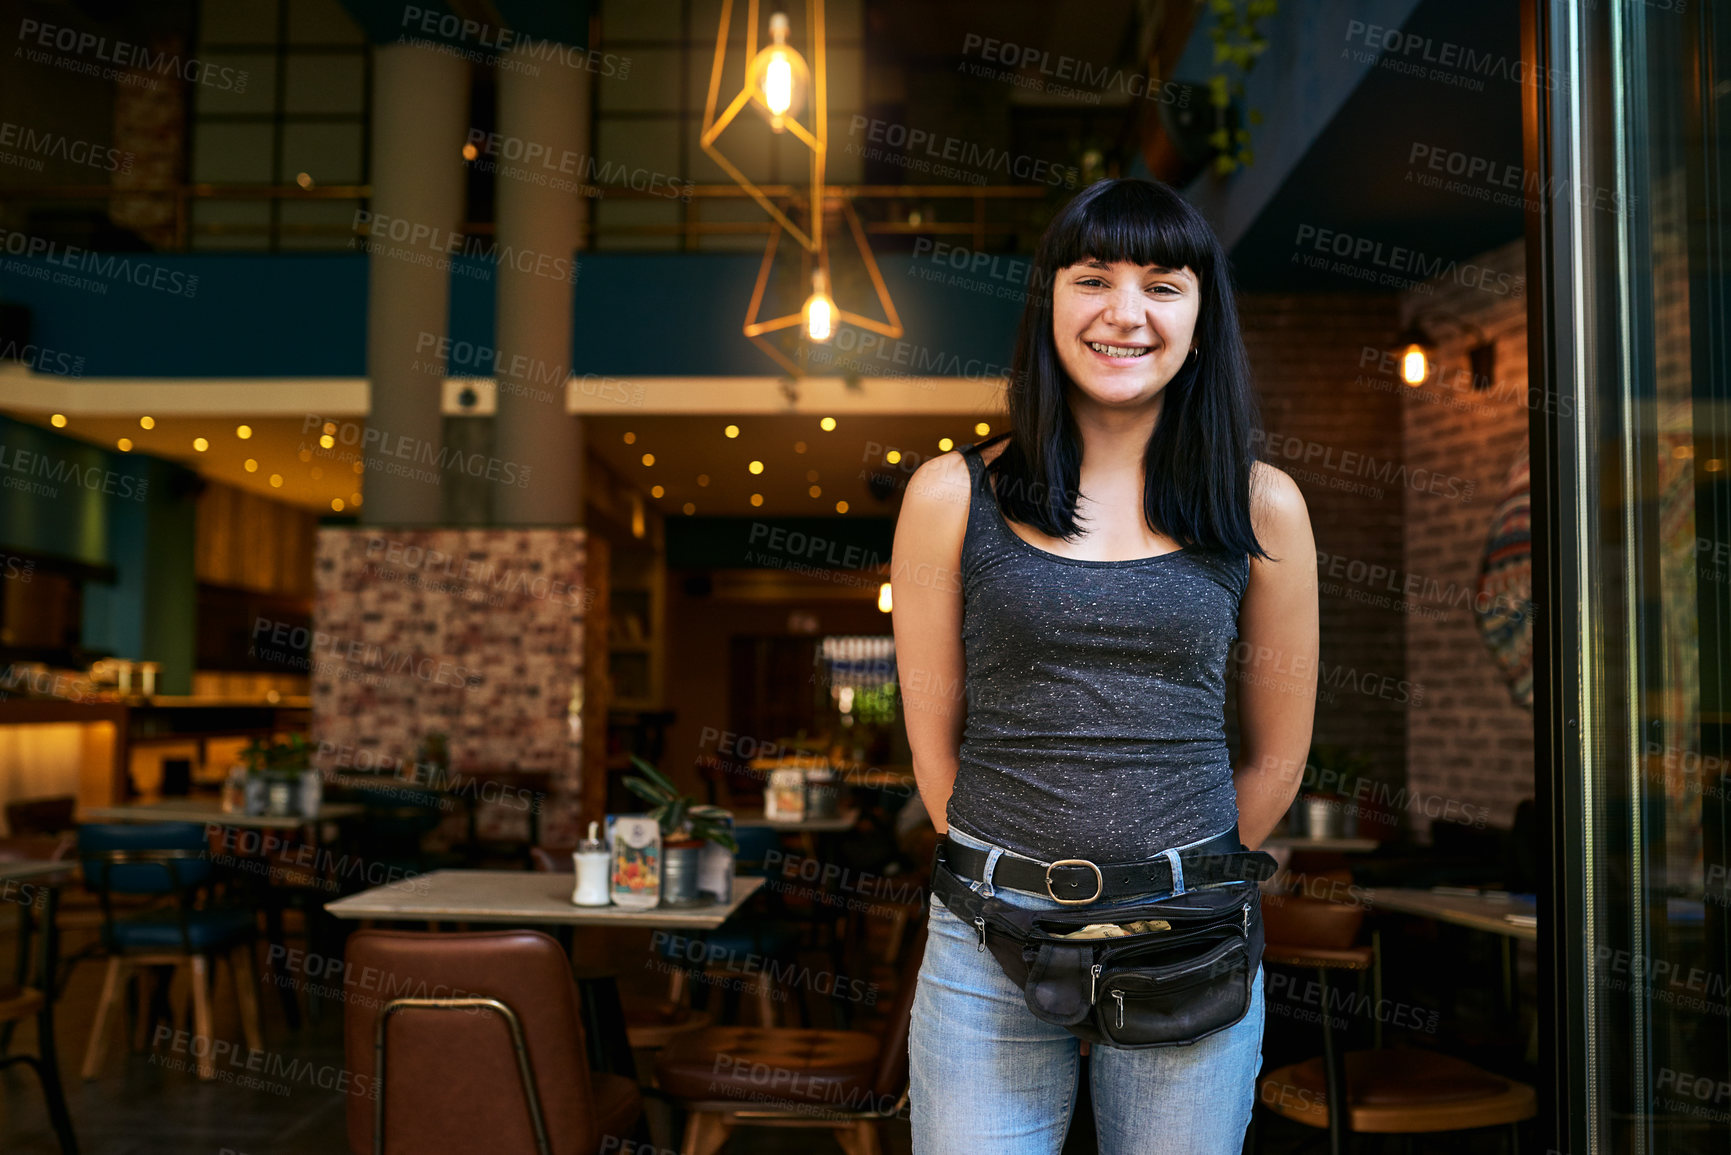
[1396,313,1495,390]
[703,0,827,252]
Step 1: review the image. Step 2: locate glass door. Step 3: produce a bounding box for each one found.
[1532,0,1731,1150]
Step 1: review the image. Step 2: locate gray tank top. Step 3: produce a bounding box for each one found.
[945,437,1251,864]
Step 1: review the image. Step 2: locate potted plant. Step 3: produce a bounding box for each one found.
[1294,744,1375,839]
[240,733,318,818]
[622,754,737,903]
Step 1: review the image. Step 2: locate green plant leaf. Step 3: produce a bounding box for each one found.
[625,753,680,795]
[690,818,739,852]
[622,777,672,807]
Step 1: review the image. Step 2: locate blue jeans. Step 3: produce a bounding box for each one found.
[909,824,1265,1154]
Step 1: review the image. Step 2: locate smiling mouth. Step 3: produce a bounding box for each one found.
[1087,341,1153,359]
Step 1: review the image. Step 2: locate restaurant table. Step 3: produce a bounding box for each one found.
[325,871,765,929]
[732,808,860,833]
[325,872,767,1075]
[1366,887,1537,1047]
[80,797,366,828]
[1367,887,1538,943]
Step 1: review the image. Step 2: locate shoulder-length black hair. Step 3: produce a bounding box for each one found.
[983,176,1268,560]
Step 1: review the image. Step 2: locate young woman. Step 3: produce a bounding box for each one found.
[890,177,1319,1154]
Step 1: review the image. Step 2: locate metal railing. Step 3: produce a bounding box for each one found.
[0,182,1054,252]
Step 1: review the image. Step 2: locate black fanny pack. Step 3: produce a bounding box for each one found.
[930,834,1278,1049]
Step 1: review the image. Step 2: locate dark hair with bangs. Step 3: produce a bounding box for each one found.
[983,177,1269,561]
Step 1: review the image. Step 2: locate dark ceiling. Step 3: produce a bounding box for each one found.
[1224,0,1526,291]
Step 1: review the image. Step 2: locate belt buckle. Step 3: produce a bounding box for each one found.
[1045,858,1103,906]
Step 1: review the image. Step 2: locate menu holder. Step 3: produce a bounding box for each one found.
[606,815,661,909]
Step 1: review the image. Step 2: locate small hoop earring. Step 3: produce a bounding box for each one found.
[1188,347,1200,363]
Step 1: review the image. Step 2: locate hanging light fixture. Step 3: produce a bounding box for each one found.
[702,0,827,251]
[743,198,903,375]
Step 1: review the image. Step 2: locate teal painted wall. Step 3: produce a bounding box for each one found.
[0,416,197,693]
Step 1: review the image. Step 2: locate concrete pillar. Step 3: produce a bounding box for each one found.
[361,43,469,526]
[492,42,589,526]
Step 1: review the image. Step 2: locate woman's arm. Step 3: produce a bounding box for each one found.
[1231,463,1320,850]
[890,451,972,836]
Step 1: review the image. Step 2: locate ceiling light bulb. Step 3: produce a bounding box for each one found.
[749,13,808,128]
[804,272,835,342]
[765,52,793,116]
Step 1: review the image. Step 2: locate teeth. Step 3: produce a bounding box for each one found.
[1088,342,1151,358]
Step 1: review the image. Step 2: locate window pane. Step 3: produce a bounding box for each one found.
[288,0,364,44]
[190,123,274,182]
[284,53,365,114]
[192,54,279,115]
[200,0,280,45]
[280,122,364,184]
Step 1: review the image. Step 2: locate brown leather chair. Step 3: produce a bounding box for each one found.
[343,928,641,1155]
[1254,888,1535,1153]
[654,917,926,1155]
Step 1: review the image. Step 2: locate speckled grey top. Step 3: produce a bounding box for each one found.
[945,437,1251,864]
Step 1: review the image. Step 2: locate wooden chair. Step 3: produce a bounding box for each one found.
[342,928,642,1155]
[654,916,926,1155]
[76,822,263,1082]
[1254,887,1535,1153]
[0,859,77,1152]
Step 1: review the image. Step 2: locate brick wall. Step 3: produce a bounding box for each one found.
[1238,293,1409,802]
[1395,238,1534,835]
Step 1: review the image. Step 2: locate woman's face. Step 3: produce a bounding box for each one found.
[1050,258,1201,407]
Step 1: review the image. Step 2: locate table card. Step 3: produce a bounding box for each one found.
[607,815,661,909]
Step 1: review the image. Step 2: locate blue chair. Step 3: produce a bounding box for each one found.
[76,822,262,1081]
[653,825,805,1027]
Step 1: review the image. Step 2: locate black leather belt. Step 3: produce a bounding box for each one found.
[942,828,1273,906]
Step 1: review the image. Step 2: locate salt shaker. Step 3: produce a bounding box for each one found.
[572,822,612,906]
